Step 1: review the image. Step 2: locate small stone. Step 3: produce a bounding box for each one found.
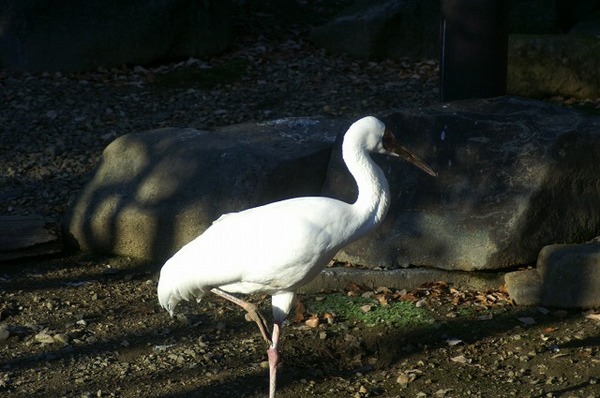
[450,355,470,364]
[397,372,416,386]
[35,332,55,344]
[518,317,536,325]
[53,333,69,345]
[415,298,428,308]
[323,312,335,325]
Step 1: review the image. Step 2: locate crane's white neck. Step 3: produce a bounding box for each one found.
[343,139,391,240]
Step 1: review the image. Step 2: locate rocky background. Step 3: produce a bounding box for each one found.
[2,0,600,301]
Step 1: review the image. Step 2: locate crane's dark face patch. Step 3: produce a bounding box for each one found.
[382,128,397,151]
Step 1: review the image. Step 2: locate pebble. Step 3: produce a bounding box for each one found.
[34,332,55,344]
[53,333,70,345]
[396,372,417,386]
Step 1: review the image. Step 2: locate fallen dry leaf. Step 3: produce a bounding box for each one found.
[584,312,600,321]
[399,293,418,302]
[323,312,335,325]
[293,300,306,323]
[305,316,320,328]
[486,294,497,302]
[475,294,487,304]
[374,293,388,306]
[376,286,391,294]
[360,304,373,313]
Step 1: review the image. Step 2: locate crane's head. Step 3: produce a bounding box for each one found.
[347,116,437,177]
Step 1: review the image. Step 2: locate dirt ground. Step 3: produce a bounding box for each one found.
[0,254,599,398]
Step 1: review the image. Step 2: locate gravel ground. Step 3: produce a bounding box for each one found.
[0,255,599,398]
[1,2,600,398]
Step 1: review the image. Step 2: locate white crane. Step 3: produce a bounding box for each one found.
[157,116,436,398]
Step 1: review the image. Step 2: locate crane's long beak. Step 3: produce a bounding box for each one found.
[384,129,438,177]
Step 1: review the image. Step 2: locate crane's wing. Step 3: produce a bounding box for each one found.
[157,196,357,313]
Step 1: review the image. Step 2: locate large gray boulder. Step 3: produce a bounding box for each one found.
[0,0,233,72]
[505,243,600,308]
[323,96,600,271]
[64,118,347,261]
[66,98,600,272]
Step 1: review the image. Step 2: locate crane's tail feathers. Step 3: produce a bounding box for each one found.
[157,255,212,316]
[157,277,206,316]
[158,292,180,316]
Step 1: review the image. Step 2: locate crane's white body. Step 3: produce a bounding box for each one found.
[158,116,392,320]
[157,116,435,398]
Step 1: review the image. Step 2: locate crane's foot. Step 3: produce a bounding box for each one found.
[210,287,272,345]
[242,303,272,345]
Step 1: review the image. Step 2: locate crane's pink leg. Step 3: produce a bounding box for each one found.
[210,288,272,345]
[268,321,282,398]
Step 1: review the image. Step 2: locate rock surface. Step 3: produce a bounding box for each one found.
[0,215,62,261]
[505,243,600,308]
[301,266,505,294]
[0,0,233,71]
[323,96,600,271]
[508,34,600,98]
[310,0,440,60]
[504,269,543,306]
[66,97,600,270]
[64,118,346,261]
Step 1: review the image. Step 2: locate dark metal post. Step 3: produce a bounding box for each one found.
[440,0,509,102]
